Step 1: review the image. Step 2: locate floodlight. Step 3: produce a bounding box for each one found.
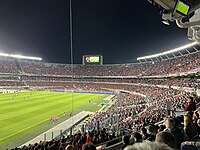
[162,20,170,25]
[162,41,197,55]
[9,54,42,61]
[137,41,197,60]
[0,53,9,57]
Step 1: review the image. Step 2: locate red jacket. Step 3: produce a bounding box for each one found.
[86,135,92,143]
[184,101,196,111]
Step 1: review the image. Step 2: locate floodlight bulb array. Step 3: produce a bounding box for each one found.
[137,42,198,60]
[0,53,42,61]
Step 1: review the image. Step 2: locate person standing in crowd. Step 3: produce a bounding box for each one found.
[124,141,173,150]
[65,145,74,150]
[140,127,149,141]
[50,116,54,124]
[70,112,72,118]
[156,131,177,149]
[56,116,59,123]
[164,117,184,147]
[184,111,198,140]
[184,96,196,112]
[146,125,156,141]
[121,135,130,150]
[86,132,92,143]
[82,143,96,150]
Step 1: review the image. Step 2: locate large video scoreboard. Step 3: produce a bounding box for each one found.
[82,55,103,65]
[174,0,190,16]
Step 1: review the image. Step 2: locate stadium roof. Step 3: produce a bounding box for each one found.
[137,41,198,61]
[0,52,42,61]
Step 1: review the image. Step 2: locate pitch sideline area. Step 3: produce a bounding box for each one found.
[0,91,109,149]
[21,111,94,146]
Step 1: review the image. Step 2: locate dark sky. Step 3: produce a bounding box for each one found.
[0,0,190,64]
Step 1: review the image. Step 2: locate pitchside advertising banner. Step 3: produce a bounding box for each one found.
[82,55,103,65]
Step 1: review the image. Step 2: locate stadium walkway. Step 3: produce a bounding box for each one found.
[103,95,115,100]
[21,111,94,146]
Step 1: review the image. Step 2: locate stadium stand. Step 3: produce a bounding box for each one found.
[14,50,200,77]
[10,87,200,149]
[0,50,200,150]
[2,0,200,148]
[0,59,18,74]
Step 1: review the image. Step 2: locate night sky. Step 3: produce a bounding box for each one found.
[0,0,190,64]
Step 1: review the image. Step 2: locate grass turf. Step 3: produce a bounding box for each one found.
[0,91,109,149]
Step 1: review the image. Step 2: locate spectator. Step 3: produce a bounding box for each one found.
[164,117,184,148]
[82,143,96,150]
[124,141,173,150]
[140,127,149,140]
[121,135,130,150]
[86,132,93,143]
[184,96,196,112]
[65,145,74,150]
[155,131,177,148]
[146,125,156,141]
[181,141,200,150]
[133,132,142,143]
[164,117,176,132]
[184,111,198,140]
[157,124,165,132]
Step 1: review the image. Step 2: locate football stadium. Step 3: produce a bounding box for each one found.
[1,0,200,150]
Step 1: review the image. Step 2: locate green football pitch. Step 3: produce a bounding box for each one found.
[0,91,109,149]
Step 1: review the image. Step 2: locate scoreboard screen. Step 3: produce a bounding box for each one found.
[83,55,103,65]
[174,0,190,16]
[86,56,100,63]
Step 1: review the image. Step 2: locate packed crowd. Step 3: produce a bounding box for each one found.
[85,94,147,133]
[0,51,200,77]
[0,59,18,74]
[20,76,200,89]
[17,51,200,77]
[84,86,200,150]
[2,51,200,150]
[83,85,196,134]
[0,80,22,86]
[0,52,200,89]
[13,85,200,150]
[12,137,97,150]
[0,74,199,95]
